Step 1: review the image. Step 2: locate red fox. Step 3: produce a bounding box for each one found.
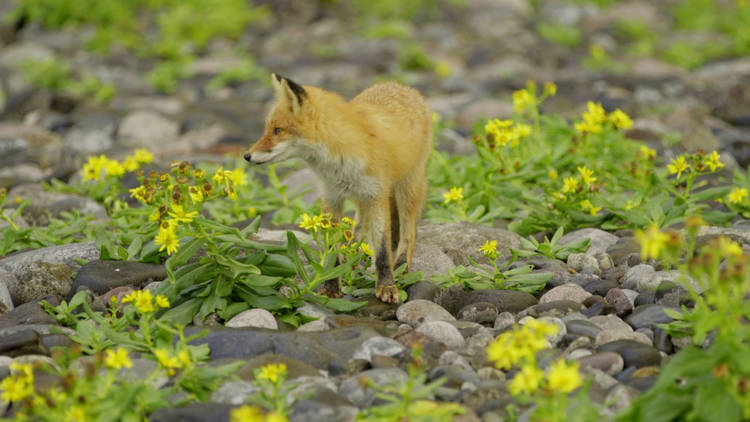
[244,74,432,303]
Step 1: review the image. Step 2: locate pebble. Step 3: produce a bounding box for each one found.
[338,368,408,407]
[625,304,678,330]
[225,309,278,329]
[396,299,455,326]
[415,321,466,349]
[567,253,600,274]
[576,352,624,376]
[351,336,406,362]
[493,312,515,331]
[539,283,592,304]
[598,339,662,368]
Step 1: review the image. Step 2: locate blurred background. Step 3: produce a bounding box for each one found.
[0,0,749,188]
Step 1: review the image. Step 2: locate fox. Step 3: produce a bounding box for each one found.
[244,74,432,303]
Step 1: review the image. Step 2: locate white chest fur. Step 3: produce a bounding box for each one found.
[301,143,380,201]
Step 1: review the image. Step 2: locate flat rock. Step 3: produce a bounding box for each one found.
[0,300,58,329]
[576,352,624,376]
[0,268,15,312]
[6,262,73,305]
[225,308,278,329]
[625,304,678,330]
[436,287,538,315]
[539,283,591,304]
[352,336,406,362]
[70,260,166,297]
[0,242,99,276]
[396,299,455,326]
[560,228,618,256]
[415,321,466,349]
[339,368,408,408]
[417,222,521,266]
[410,240,456,280]
[597,339,662,368]
[117,110,179,147]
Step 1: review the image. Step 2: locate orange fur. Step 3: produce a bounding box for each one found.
[246,74,432,303]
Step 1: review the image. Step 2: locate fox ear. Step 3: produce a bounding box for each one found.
[271,73,306,114]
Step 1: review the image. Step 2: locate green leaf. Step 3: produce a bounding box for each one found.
[166,237,205,280]
[159,298,202,325]
[286,231,310,284]
[311,295,367,312]
[126,235,144,260]
[259,253,297,277]
[214,254,261,278]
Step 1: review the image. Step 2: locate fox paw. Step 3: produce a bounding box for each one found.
[375,284,400,304]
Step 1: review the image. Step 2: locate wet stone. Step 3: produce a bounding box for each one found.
[584,278,619,297]
[625,304,678,330]
[597,339,662,368]
[70,260,166,296]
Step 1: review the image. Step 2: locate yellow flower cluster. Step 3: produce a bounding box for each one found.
[257,363,287,384]
[230,405,288,422]
[213,166,247,200]
[82,149,153,182]
[479,240,498,261]
[121,289,170,314]
[580,199,602,216]
[486,319,583,396]
[729,187,749,205]
[484,119,532,148]
[104,347,133,370]
[557,166,598,202]
[359,242,374,257]
[574,102,633,134]
[634,224,671,260]
[512,81,556,114]
[298,212,334,232]
[0,362,34,403]
[442,187,464,204]
[154,347,192,376]
[667,151,724,180]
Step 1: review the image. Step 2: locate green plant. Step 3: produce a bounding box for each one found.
[206,57,266,90]
[537,22,582,48]
[512,226,590,261]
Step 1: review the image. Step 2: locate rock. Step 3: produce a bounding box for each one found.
[436,288,538,316]
[567,253,599,274]
[0,329,39,355]
[597,340,662,368]
[225,309,278,329]
[70,260,166,296]
[576,352,624,376]
[457,302,499,324]
[149,403,235,422]
[638,270,682,292]
[584,278,619,296]
[6,262,73,305]
[565,319,601,338]
[605,288,635,316]
[211,380,259,404]
[239,354,320,381]
[457,99,513,127]
[0,300,58,329]
[590,314,633,333]
[411,241,455,280]
[606,237,641,266]
[352,336,406,362]
[117,110,179,147]
[417,222,521,266]
[494,312,515,330]
[595,329,652,347]
[539,283,591,304]
[621,264,655,290]
[606,383,641,413]
[559,228,618,256]
[290,392,360,422]
[0,242,99,275]
[407,281,440,302]
[339,368,409,407]
[188,327,381,369]
[0,269,15,312]
[396,299,455,326]
[0,164,46,188]
[430,365,480,388]
[415,321,466,349]
[518,300,584,319]
[296,319,329,332]
[625,304,678,330]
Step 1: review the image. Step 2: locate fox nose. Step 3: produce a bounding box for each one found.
[243,153,252,162]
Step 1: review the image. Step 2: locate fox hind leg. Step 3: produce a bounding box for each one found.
[393,168,427,271]
[369,195,399,304]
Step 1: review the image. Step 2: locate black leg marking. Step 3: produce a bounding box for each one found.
[376,240,393,284]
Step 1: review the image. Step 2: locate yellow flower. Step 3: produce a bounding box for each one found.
[443,187,464,204]
[543,81,557,97]
[154,348,182,374]
[435,62,452,77]
[478,240,498,261]
[547,359,583,393]
[718,236,743,257]
[562,177,579,194]
[609,109,633,130]
[226,185,238,200]
[575,102,607,134]
[432,112,442,124]
[155,295,170,308]
[229,168,248,186]
[122,156,140,172]
[257,363,287,384]
[65,405,86,422]
[580,199,602,216]
[133,289,155,313]
[667,156,690,179]
[230,405,265,422]
[705,151,724,172]
[514,124,532,139]
[213,166,227,184]
[635,224,670,260]
[105,160,125,178]
[188,186,204,203]
[590,44,606,61]
[508,364,545,396]
[513,89,535,114]
[168,204,198,224]
[341,217,356,227]
[359,242,374,257]
[639,145,656,160]
[625,200,635,210]
[524,319,560,338]
[548,169,558,180]
[133,149,154,164]
[129,185,147,202]
[81,155,108,182]
[155,224,180,255]
[299,213,321,232]
[0,363,34,402]
[577,166,596,186]
[149,209,161,222]
[104,347,133,370]
[728,187,749,204]
[177,349,191,366]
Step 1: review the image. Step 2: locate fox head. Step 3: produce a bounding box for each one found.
[244,74,314,165]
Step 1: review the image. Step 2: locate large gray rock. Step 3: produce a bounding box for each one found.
[0,268,15,312]
[410,241,455,280]
[415,321,466,349]
[70,260,166,297]
[560,228,618,256]
[6,262,73,305]
[0,242,99,276]
[418,222,521,266]
[117,110,179,147]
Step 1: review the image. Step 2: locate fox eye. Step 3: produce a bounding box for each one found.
[273,127,282,135]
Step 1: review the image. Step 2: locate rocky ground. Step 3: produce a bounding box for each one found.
[1,0,750,420]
